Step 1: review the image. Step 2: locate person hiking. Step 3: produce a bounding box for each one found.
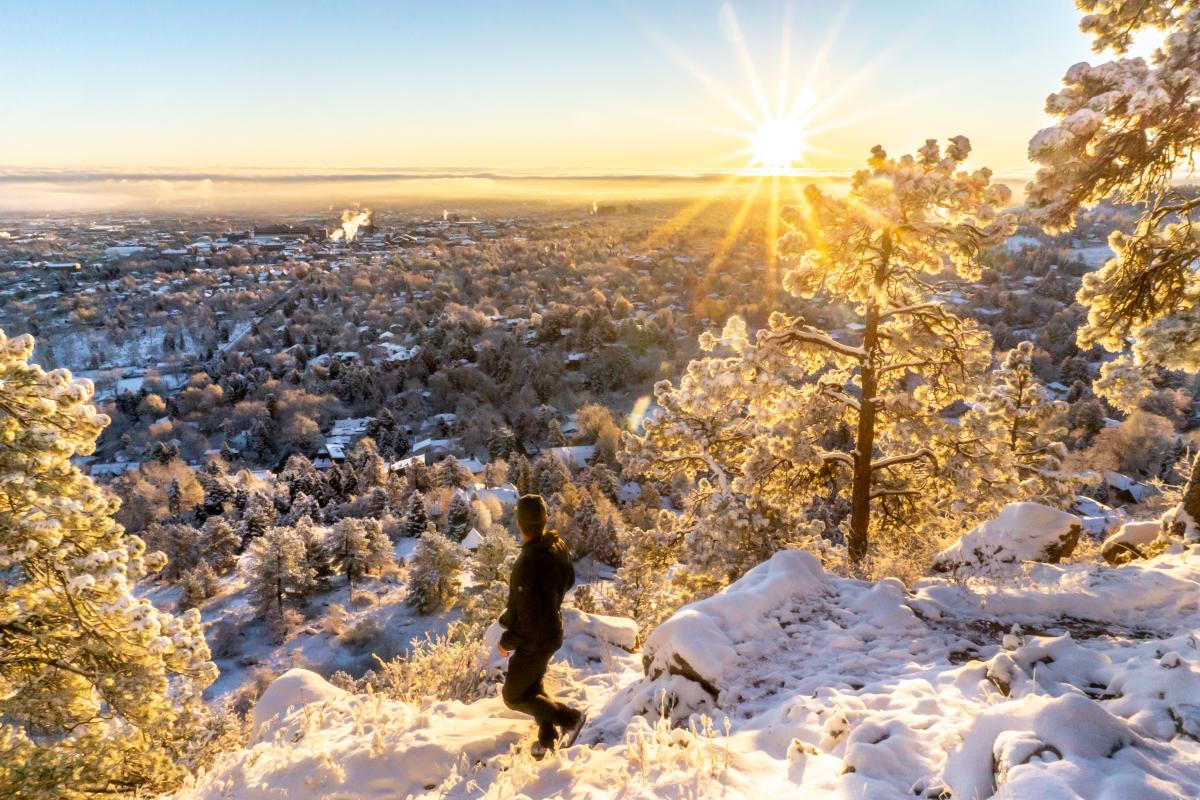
[498,493,585,759]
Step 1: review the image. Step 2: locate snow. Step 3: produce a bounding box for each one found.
[642,550,829,693]
[178,523,1200,799]
[1102,519,1161,563]
[933,502,1082,574]
[251,668,349,741]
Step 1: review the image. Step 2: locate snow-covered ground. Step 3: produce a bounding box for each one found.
[175,526,1200,799]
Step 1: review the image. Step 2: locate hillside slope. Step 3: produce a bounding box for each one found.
[175,545,1200,799]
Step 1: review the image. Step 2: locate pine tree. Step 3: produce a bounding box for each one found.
[407,526,463,614]
[445,492,473,542]
[509,451,534,494]
[1026,0,1200,540]
[199,516,241,574]
[246,526,314,622]
[239,490,276,543]
[285,490,321,525]
[533,451,570,497]
[179,560,218,610]
[962,341,1079,509]
[363,518,395,575]
[166,477,183,517]
[436,455,471,489]
[0,331,216,798]
[144,521,200,582]
[625,139,1013,569]
[329,518,372,590]
[400,491,430,538]
[547,418,568,446]
[463,527,518,627]
[296,516,334,589]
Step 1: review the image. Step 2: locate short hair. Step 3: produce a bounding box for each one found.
[516,493,548,535]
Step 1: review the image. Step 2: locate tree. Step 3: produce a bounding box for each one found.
[533,451,571,497]
[0,331,215,797]
[961,341,1079,509]
[245,526,314,623]
[626,139,1013,569]
[407,527,463,614]
[199,516,241,574]
[400,491,430,539]
[179,560,218,610]
[509,452,535,494]
[1026,0,1200,540]
[445,491,473,542]
[463,527,518,627]
[329,519,373,590]
[483,458,509,488]
[296,517,334,589]
[435,455,471,489]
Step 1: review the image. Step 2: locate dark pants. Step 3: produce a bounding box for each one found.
[502,641,576,745]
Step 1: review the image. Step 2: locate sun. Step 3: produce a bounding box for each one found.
[747,116,808,170]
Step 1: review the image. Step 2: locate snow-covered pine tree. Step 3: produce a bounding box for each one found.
[285,490,321,525]
[445,491,473,542]
[509,451,535,494]
[436,455,471,489]
[400,491,431,538]
[245,525,314,626]
[962,341,1079,509]
[239,490,276,543]
[407,525,463,614]
[533,451,571,497]
[179,560,218,610]
[624,138,1014,570]
[199,515,241,574]
[1026,0,1200,540]
[609,510,690,631]
[144,521,200,582]
[463,526,518,627]
[363,518,396,576]
[296,516,334,589]
[329,518,373,590]
[0,331,216,797]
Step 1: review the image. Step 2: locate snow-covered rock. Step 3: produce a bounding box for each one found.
[641,550,829,698]
[1101,519,1161,564]
[251,668,349,741]
[944,693,1166,800]
[932,502,1082,574]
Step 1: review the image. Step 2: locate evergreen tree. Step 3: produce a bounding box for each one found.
[144,522,200,582]
[285,490,321,525]
[296,517,334,589]
[487,425,518,459]
[199,516,241,574]
[1026,0,1200,540]
[400,491,430,538]
[547,418,568,446]
[179,560,218,610]
[363,518,396,575]
[533,451,571,497]
[0,331,216,797]
[407,526,463,614]
[445,492,473,542]
[435,455,471,489]
[239,491,276,543]
[960,341,1079,509]
[245,526,314,623]
[509,451,534,494]
[329,518,372,590]
[463,527,518,627]
[166,478,183,517]
[625,139,1013,569]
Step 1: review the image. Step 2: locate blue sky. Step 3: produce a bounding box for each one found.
[0,1,1098,172]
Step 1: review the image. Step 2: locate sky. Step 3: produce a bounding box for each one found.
[0,1,1116,210]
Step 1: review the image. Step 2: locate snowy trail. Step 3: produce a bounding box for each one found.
[178,549,1200,799]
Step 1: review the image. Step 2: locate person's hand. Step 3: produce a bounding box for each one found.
[498,643,510,657]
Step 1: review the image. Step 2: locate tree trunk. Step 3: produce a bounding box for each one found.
[848,233,891,565]
[1170,451,1200,538]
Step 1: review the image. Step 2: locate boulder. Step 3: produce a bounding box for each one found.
[933,502,1082,574]
[1101,519,1161,565]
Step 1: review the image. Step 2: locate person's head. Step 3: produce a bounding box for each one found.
[516,493,548,541]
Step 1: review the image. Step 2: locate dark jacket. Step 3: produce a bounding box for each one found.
[498,530,575,652]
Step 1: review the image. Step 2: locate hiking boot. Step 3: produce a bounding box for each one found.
[559,708,588,748]
[530,740,552,761]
